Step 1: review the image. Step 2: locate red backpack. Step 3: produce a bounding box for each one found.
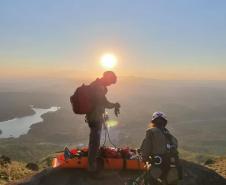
[70,84,94,114]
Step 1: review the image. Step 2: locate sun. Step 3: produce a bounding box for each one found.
[100,53,118,69]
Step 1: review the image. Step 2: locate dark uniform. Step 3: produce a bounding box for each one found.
[86,78,115,171]
[140,127,180,185]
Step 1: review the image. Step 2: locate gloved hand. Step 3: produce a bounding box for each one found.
[114,103,120,117]
[114,102,120,109]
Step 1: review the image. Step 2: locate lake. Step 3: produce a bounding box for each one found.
[0,106,60,138]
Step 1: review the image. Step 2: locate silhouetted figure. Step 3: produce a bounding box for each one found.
[140,112,182,185]
[86,71,120,172]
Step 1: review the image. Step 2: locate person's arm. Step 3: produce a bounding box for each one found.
[172,135,178,148]
[140,130,153,162]
[95,86,119,109]
[103,95,116,109]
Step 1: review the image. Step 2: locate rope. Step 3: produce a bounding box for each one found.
[102,121,117,148]
[103,126,107,146]
[106,126,117,148]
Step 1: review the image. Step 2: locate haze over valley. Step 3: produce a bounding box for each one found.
[1,77,226,162]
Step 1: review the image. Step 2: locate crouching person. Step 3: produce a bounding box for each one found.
[140,112,183,185]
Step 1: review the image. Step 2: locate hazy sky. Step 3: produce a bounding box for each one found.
[1,0,226,80]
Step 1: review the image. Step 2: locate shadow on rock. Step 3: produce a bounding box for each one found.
[15,160,226,185]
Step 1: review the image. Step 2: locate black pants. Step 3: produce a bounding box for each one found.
[87,120,102,171]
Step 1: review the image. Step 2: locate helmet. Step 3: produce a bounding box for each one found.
[103,71,117,84]
[152,112,167,121]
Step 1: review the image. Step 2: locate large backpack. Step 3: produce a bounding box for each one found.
[70,84,94,114]
[161,128,183,180]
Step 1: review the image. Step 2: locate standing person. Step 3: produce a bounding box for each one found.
[86,71,120,172]
[140,112,182,185]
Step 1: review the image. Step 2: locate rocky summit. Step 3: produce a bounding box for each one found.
[10,160,226,185]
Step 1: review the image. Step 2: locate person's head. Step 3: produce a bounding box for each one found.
[101,71,117,86]
[150,112,168,128]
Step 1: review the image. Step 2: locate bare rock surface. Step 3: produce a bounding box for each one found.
[12,160,226,185]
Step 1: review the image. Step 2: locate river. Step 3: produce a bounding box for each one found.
[0,106,60,138]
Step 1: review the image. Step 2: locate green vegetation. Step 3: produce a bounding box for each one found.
[0,138,217,165]
[179,149,216,164]
[0,140,61,163]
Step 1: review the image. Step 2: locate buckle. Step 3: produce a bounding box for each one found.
[154,156,162,165]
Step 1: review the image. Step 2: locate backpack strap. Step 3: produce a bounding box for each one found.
[159,128,183,180]
[160,128,177,152]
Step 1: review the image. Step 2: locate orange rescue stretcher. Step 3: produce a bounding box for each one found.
[52,147,146,171]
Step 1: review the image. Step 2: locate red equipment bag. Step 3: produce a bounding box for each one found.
[70,84,94,114]
[100,147,122,158]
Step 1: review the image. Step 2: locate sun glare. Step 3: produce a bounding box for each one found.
[106,119,119,128]
[100,53,117,69]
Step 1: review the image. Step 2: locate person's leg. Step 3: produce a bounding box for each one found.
[148,176,162,185]
[88,120,102,171]
[148,167,162,185]
[163,179,178,185]
[164,167,179,185]
[167,183,178,185]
